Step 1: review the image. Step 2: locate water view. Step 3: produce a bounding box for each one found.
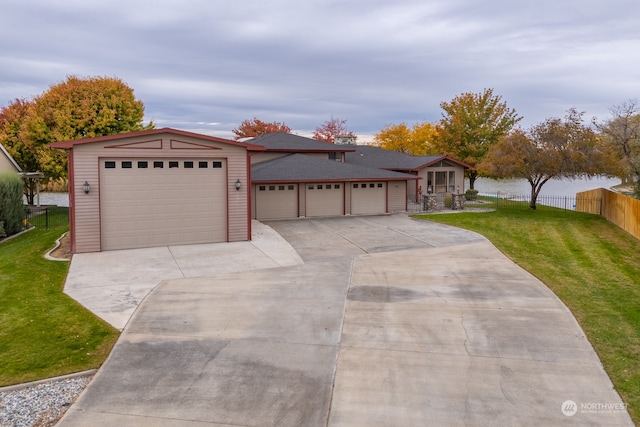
[469,176,621,198]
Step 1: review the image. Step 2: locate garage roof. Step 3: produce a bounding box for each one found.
[252,154,418,183]
[345,145,472,171]
[249,132,355,153]
[50,128,266,151]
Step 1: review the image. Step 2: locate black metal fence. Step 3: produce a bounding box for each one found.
[408,193,603,213]
[24,206,69,229]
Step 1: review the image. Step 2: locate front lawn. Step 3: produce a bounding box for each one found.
[0,208,119,386]
[414,205,640,424]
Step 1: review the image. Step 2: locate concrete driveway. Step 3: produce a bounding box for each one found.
[59,215,632,426]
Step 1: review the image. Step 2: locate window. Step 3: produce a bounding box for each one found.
[198,161,208,168]
[212,161,222,168]
[169,161,179,168]
[121,161,132,169]
[318,184,323,189]
[353,184,358,188]
[377,183,383,188]
[154,161,164,168]
[334,184,341,189]
[369,183,375,188]
[184,161,194,168]
[326,185,331,190]
[269,185,276,191]
[288,185,295,190]
[361,184,367,188]
[138,161,148,168]
[329,152,338,160]
[449,171,456,192]
[308,185,314,190]
[105,161,116,169]
[279,185,285,190]
[259,186,266,191]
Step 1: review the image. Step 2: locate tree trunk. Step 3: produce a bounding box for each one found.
[468,170,478,190]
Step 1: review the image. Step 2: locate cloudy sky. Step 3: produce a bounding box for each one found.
[1,0,638,141]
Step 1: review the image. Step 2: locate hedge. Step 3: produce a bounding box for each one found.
[0,172,24,236]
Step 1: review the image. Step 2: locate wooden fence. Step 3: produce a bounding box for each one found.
[576,188,640,240]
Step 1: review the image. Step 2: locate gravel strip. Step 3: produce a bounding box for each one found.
[0,375,92,427]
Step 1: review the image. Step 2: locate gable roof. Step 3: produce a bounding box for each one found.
[345,145,472,171]
[0,143,22,172]
[249,132,355,153]
[49,128,266,151]
[252,153,418,183]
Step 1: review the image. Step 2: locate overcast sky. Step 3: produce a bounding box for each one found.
[1,0,638,141]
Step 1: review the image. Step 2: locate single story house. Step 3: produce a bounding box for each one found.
[0,143,21,174]
[52,129,470,253]
[344,145,472,202]
[248,133,418,220]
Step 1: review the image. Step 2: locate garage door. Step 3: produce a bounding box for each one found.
[255,184,298,220]
[306,183,343,217]
[100,158,227,250]
[351,182,386,215]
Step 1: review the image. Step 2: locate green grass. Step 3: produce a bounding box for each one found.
[414,204,640,424]
[0,208,119,386]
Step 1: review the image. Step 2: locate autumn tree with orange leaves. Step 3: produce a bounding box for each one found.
[232,118,291,140]
[0,75,152,203]
[313,116,355,144]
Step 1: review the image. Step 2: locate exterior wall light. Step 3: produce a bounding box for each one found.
[83,181,91,194]
[235,179,241,191]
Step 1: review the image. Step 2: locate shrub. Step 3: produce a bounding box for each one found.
[465,189,479,200]
[0,172,25,236]
[0,221,5,238]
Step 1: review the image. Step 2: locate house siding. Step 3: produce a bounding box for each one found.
[70,132,250,253]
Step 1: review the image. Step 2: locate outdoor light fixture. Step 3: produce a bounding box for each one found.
[235,179,241,191]
[83,181,90,194]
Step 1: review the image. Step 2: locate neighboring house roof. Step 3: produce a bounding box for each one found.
[249,132,355,153]
[345,145,472,171]
[252,153,418,183]
[49,128,266,151]
[0,143,22,172]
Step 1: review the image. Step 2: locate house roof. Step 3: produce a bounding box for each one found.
[345,145,472,171]
[249,132,355,153]
[49,128,266,151]
[251,153,419,183]
[0,143,22,172]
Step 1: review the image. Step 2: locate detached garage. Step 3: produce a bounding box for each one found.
[51,128,264,253]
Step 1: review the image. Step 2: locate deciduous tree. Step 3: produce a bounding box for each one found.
[479,109,611,209]
[374,122,439,155]
[0,75,152,203]
[435,88,522,189]
[595,99,640,197]
[313,116,355,144]
[232,117,291,140]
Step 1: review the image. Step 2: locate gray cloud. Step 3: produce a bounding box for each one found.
[1,0,639,141]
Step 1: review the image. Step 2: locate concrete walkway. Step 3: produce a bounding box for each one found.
[59,215,632,426]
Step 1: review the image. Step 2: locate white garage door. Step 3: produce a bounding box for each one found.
[306,183,344,217]
[100,158,227,250]
[255,184,298,220]
[351,182,387,215]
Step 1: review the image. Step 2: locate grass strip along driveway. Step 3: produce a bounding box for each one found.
[415,203,640,424]
[0,208,118,386]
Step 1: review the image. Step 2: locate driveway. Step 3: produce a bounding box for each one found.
[59,215,632,426]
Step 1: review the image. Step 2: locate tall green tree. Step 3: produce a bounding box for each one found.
[374,122,439,155]
[479,109,613,209]
[435,88,522,189]
[0,75,153,203]
[596,99,640,197]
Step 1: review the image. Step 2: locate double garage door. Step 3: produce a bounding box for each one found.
[100,158,227,250]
